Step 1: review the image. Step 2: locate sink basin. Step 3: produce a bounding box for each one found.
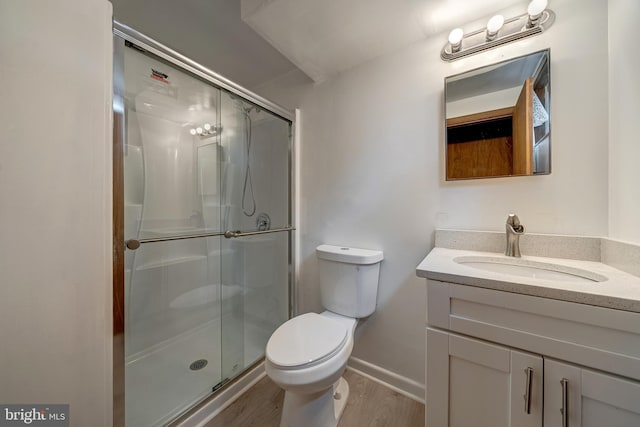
[454,256,608,283]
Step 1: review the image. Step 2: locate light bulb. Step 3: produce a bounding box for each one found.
[203,123,212,131]
[486,14,504,41]
[527,0,548,17]
[487,15,504,33]
[448,28,464,45]
[189,129,197,136]
[196,127,203,135]
[526,0,548,28]
[448,28,464,53]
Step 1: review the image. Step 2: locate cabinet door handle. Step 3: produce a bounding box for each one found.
[560,378,569,427]
[523,367,533,414]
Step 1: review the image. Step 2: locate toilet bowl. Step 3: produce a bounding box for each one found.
[265,245,383,427]
[266,311,356,427]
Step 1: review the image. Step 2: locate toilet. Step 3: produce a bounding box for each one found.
[265,244,384,427]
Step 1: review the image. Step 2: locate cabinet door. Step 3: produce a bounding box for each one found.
[545,359,640,427]
[426,328,543,427]
[512,77,533,174]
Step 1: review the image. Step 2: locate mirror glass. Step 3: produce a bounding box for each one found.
[445,49,550,180]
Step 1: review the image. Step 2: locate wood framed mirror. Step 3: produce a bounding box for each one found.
[445,49,550,180]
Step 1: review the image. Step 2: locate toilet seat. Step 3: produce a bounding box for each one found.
[266,313,348,369]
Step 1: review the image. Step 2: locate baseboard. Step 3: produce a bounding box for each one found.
[347,357,425,404]
[176,361,266,427]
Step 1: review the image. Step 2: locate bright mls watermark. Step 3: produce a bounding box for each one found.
[0,405,68,426]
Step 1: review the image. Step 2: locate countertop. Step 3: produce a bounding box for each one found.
[417,247,640,313]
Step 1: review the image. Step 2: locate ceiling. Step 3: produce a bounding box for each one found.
[111,0,298,89]
[241,0,528,83]
[112,0,529,88]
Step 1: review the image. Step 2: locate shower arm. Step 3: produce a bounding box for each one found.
[125,226,295,250]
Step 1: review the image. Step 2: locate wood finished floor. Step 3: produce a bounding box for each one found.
[204,369,425,427]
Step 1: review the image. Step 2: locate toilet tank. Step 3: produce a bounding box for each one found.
[316,245,384,318]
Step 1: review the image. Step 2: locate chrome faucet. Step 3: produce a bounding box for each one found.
[505,214,525,257]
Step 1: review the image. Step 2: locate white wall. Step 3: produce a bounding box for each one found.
[255,0,610,391]
[0,1,113,426]
[608,0,640,245]
[446,86,521,118]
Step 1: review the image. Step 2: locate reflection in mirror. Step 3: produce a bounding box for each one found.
[445,49,550,180]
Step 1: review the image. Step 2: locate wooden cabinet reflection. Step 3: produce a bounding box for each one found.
[446,78,533,180]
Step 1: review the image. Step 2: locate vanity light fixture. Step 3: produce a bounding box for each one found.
[189,123,221,138]
[441,0,555,61]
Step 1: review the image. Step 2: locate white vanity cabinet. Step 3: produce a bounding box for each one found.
[543,359,640,427]
[427,328,543,426]
[425,280,640,427]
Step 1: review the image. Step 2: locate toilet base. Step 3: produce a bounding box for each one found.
[279,376,349,427]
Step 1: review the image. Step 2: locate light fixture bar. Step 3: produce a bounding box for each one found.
[441,9,555,62]
[189,123,222,138]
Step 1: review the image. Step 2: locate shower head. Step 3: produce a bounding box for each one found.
[242,105,261,116]
[227,92,261,116]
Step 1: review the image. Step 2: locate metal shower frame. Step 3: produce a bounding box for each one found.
[112,20,296,426]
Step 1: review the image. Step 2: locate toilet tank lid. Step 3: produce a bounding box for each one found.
[316,245,383,265]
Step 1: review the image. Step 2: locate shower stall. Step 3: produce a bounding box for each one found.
[112,23,294,426]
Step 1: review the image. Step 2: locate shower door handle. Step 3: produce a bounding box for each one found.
[223,226,295,239]
[125,231,226,249]
[125,226,295,249]
[125,239,142,250]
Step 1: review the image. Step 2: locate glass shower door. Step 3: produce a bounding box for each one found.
[116,28,294,426]
[121,42,225,426]
[218,91,292,380]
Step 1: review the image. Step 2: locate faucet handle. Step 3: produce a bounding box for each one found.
[506,214,524,232]
[506,213,520,226]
